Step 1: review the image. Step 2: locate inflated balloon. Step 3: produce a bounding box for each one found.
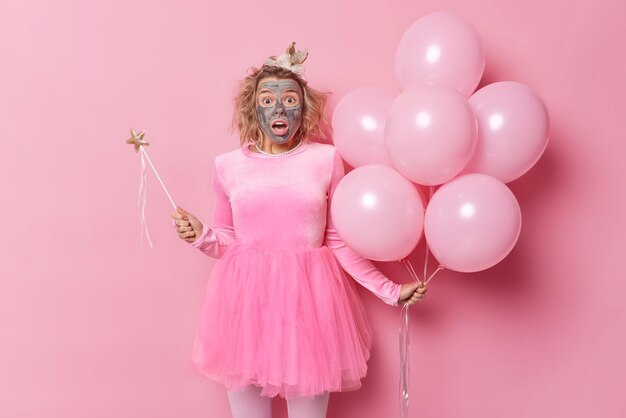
[385,83,478,186]
[394,11,485,97]
[459,81,550,183]
[332,87,396,167]
[330,164,425,261]
[424,174,521,272]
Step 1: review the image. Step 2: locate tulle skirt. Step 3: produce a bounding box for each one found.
[191,241,374,399]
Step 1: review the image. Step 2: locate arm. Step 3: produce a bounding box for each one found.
[323,148,402,306]
[189,159,236,258]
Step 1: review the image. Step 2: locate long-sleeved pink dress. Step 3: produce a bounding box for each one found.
[189,139,401,399]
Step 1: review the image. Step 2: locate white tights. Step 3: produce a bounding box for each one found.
[227,385,330,418]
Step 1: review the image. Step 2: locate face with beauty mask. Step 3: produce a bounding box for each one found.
[256,77,303,145]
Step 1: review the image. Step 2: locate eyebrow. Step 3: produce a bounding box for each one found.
[258,88,299,94]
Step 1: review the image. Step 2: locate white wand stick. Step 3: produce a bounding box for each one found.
[126,128,177,247]
[138,145,176,209]
[126,128,177,209]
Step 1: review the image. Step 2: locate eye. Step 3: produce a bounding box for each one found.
[261,97,272,105]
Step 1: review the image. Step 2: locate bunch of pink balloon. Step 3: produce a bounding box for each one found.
[331,11,549,276]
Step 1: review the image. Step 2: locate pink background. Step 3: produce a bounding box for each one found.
[1,0,624,417]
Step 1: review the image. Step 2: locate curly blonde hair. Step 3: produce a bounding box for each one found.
[230,64,332,146]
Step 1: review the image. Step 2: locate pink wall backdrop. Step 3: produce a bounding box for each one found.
[1,0,624,417]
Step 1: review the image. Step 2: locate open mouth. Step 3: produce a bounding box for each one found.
[270,119,289,136]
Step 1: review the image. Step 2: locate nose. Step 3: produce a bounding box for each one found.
[274,103,285,116]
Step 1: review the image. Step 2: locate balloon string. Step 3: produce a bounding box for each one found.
[399,301,410,418]
[397,183,439,418]
[139,151,154,248]
[425,265,445,286]
[139,145,177,210]
[397,257,421,418]
[402,258,423,285]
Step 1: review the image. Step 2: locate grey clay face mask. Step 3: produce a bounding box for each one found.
[256,79,302,144]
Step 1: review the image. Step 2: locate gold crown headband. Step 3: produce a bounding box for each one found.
[263,42,309,79]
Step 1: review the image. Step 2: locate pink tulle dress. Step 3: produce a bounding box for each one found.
[189,140,401,399]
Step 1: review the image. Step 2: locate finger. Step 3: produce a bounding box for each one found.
[178,226,193,232]
[174,208,189,221]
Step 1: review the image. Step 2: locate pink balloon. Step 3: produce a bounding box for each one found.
[459,81,550,183]
[424,174,522,273]
[385,83,478,186]
[330,164,425,261]
[395,11,485,97]
[332,87,395,168]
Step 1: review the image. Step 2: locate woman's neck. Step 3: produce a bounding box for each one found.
[252,137,300,155]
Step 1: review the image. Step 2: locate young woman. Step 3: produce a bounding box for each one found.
[172,43,427,418]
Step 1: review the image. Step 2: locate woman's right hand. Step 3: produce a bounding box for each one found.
[172,206,204,243]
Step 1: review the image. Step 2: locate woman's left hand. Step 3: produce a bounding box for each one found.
[398,282,428,306]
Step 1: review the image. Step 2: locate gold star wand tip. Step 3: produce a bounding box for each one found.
[126,128,150,152]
